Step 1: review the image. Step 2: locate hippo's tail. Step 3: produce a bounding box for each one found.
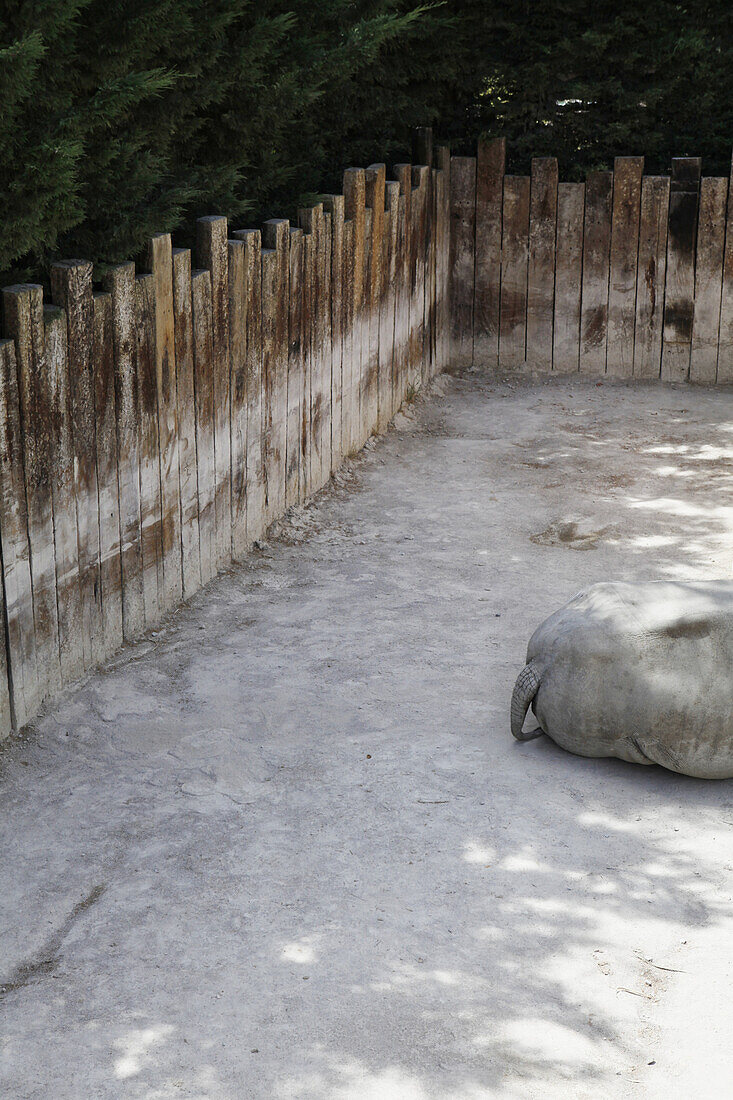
[511,661,545,742]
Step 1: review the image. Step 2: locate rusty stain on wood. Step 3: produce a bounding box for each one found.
[633,177,669,379]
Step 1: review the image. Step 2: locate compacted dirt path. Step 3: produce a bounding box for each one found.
[3,369,733,1099]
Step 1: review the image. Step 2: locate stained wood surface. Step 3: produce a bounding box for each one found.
[3,286,62,707]
[633,177,670,379]
[197,217,231,569]
[134,274,164,625]
[434,147,451,374]
[320,211,333,485]
[662,157,701,382]
[0,339,26,729]
[393,164,412,408]
[287,227,304,504]
[261,220,289,519]
[552,183,584,373]
[233,230,265,544]
[449,156,476,369]
[301,230,315,494]
[411,165,430,385]
[92,292,123,656]
[690,177,727,384]
[607,157,643,377]
[103,262,145,639]
[324,195,344,468]
[579,172,613,374]
[341,220,356,457]
[344,170,366,448]
[50,261,104,666]
[298,207,327,488]
[172,248,202,591]
[149,234,182,610]
[473,138,504,367]
[228,237,248,556]
[717,154,733,383]
[380,182,399,428]
[365,165,385,430]
[527,158,558,370]
[191,270,216,584]
[44,306,83,686]
[499,176,530,368]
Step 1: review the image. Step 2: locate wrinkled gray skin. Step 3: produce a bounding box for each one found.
[511,581,733,779]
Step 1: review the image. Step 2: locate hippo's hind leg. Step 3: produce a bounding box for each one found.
[624,735,682,772]
[511,661,545,742]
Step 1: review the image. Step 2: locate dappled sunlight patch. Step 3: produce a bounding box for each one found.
[463,840,497,864]
[281,936,319,964]
[112,1023,175,1080]
[484,1017,601,1067]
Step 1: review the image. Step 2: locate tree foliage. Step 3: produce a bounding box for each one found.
[1,1,731,283]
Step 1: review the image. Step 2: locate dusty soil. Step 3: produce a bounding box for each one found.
[2,369,733,1098]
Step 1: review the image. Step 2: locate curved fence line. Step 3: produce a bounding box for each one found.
[0,128,450,735]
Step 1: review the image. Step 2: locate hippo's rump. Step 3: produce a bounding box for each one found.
[526,581,733,778]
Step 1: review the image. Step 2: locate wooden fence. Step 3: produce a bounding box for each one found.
[450,138,733,383]
[0,128,450,736]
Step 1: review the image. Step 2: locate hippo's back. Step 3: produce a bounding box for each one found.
[527,581,733,778]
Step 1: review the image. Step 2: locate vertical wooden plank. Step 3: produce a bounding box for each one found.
[44,307,83,686]
[0,340,24,730]
[300,230,315,492]
[320,210,333,484]
[233,230,266,543]
[343,169,366,452]
[361,207,372,441]
[286,226,304,505]
[450,156,477,369]
[197,216,231,569]
[662,157,701,383]
[435,146,451,375]
[392,191,409,406]
[299,207,327,488]
[103,262,145,639]
[717,154,733,383]
[474,138,505,368]
[426,166,438,380]
[365,165,385,434]
[553,182,585,374]
[579,171,613,375]
[411,165,430,386]
[527,157,558,370]
[228,236,248,557]
[172,248,201,594]
[414,130,434,381]
[690,177,727,384]
[324,195,345,470]
[380,182,399,428]
[261,219,289,521]
[4,285,63,706]
[633,177,670,380]
[191,270,216,583]
[149,234,182,610]
[607,157,644,377]
[50,261,103,666]
[394,163,412,404]
[259,221,288,521]
[92,292,123,656]
[341,219,355,456]
[499,176,530,368]
[134,275,163,624]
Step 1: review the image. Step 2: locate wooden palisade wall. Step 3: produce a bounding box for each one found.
[0,130,450,736]
[451,138,733,383]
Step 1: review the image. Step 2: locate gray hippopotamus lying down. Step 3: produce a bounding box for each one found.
[511,581,733,779]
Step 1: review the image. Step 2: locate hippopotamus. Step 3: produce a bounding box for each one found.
[511,580,733,778]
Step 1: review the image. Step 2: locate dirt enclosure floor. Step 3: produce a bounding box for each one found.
[3,369,733,1099]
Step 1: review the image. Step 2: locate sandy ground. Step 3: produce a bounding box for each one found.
[3,369,733,1099]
